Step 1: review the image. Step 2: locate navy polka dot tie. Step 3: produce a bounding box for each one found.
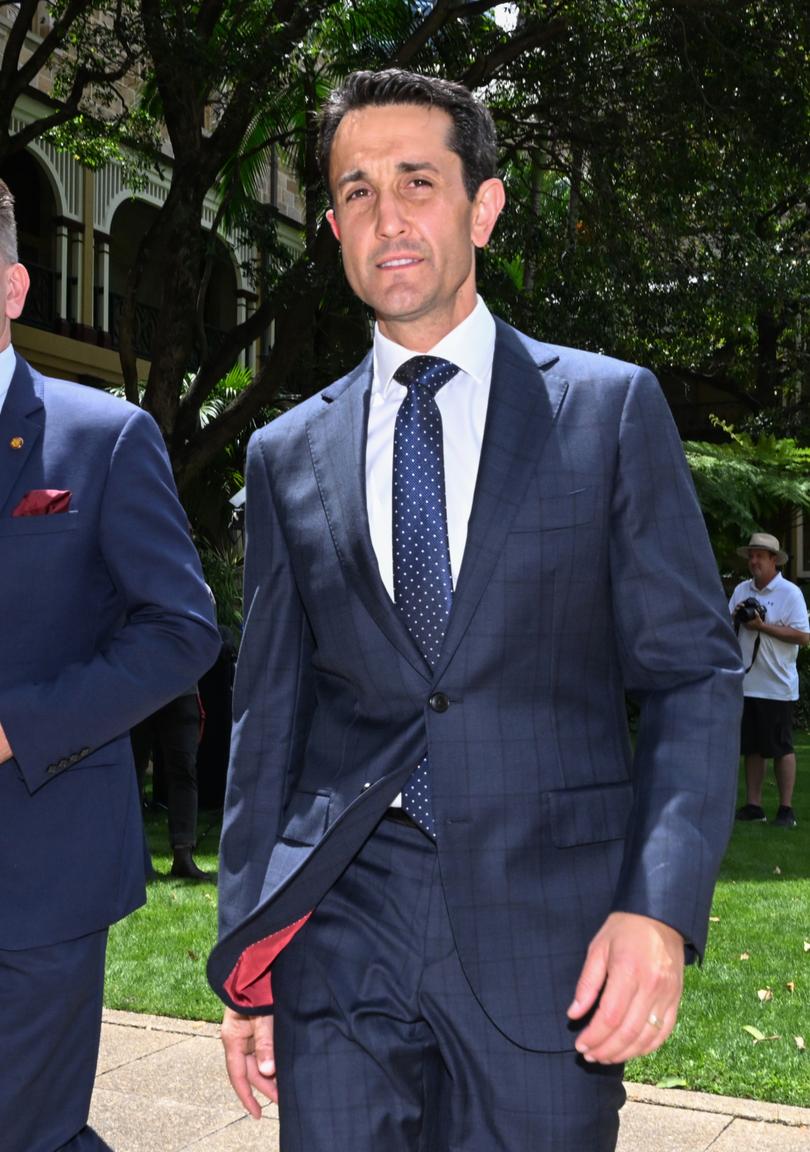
[392,355,459,837]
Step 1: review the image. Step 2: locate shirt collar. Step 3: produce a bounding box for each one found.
[0,343,16,414]
[750,571,782,594]
[372,296,496,398]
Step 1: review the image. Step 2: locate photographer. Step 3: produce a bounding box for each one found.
[730,533,810,827]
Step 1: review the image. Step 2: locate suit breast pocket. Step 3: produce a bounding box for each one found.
[0,510,79,538]
[503,483,595,582]
[508,485,595,534]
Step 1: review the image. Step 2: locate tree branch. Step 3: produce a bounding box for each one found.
[462,17,570,89]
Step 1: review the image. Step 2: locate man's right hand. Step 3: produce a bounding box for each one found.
[221,1007,278,1117]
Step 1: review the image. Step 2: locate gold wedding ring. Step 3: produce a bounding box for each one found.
[648,1012,663,1029]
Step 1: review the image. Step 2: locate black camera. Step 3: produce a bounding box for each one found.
[733,597,766,631]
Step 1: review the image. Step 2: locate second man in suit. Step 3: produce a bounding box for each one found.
[210,71,743,1151]
[0,177,221,1152]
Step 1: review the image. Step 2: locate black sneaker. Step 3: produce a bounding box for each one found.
[735,803,767,822]
[772,806,798,828]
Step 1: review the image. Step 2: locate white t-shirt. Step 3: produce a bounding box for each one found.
[729,572,809,701]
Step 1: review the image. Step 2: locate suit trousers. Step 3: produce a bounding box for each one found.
[0,928,112,1152]
[271,817,625,1152]
[131,691,201,847]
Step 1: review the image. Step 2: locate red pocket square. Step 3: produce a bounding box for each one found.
[12,489,72,517]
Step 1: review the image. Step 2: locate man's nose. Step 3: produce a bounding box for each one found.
[375,190,408,237]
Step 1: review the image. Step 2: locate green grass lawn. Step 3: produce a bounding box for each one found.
[625,734,810,1106]
[104,805,223,1021]
[106,743,810,1105]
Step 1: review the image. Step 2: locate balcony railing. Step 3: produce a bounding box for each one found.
[109,293,160,360]
[109,293,228,366]
[20,262,57,330]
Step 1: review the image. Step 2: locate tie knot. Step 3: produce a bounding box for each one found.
[394,356,458,397]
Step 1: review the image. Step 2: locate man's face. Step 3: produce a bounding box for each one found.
[747,548,778,588]
[326,103,504,350]
[0,257,29,351]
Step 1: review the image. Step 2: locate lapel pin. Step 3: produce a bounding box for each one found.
[10,436,24,449]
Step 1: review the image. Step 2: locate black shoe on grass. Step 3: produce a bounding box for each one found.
[772,806,797,828]
[735,803,767,822]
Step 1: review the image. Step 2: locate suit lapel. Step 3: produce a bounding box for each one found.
[0,355,44,515]
[436,321,568,675]
[306,355,431,681]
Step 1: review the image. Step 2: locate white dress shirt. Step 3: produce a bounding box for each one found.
[0,343,16,414]
[366,296,496,599]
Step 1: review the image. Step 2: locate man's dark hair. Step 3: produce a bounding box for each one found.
[0,179,19,266]
[318,69,498,203]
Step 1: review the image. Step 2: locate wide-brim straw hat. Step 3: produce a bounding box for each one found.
[736,532,788,566]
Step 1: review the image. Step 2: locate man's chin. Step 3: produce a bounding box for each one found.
[371,296,438,336]
[369,283,431,318]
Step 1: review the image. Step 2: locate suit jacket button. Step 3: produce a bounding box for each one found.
[429,692,450,713]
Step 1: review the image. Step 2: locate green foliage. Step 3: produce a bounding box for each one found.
[180,363,280,546]
[197,540,243,632]
[133,1,790,453]
[482,0,810,418]
[5,1,808,528]
[0,0,148,165]
[683,419,810,566]
[44,116,121,170]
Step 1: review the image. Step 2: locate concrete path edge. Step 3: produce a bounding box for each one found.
[99,1009,810,1141]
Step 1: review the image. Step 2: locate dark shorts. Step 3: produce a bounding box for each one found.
[741,697,795,759]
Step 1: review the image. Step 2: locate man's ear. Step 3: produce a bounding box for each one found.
[470,178,506,249]
[326,207,341,243]
[4,262,30,320]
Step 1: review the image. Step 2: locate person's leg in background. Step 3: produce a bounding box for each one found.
[156,692,211,879]
[736,698,768,821]
[774,754,796,808]
[742,753,767,809]
[736,698,798,827]
[129,715,157,879]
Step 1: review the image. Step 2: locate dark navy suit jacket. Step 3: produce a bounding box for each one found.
[0,354,220,950]
[208,320,743,1051]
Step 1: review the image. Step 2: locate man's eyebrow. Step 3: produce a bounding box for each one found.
[336,168,367,189]
[396,161,440,176]
[335,161,440,190]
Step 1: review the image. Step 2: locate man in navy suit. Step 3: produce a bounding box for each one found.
[209,71,742,1151]
[0,179,221,1152]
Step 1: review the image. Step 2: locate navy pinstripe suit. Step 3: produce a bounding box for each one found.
[1,355,220,1152]
[209,319,743,1144]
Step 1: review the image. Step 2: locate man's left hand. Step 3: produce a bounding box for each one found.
[566,911,684,1064]
[0,722,12,764]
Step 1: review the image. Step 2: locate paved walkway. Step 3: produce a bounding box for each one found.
[92,1010,810,1151]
